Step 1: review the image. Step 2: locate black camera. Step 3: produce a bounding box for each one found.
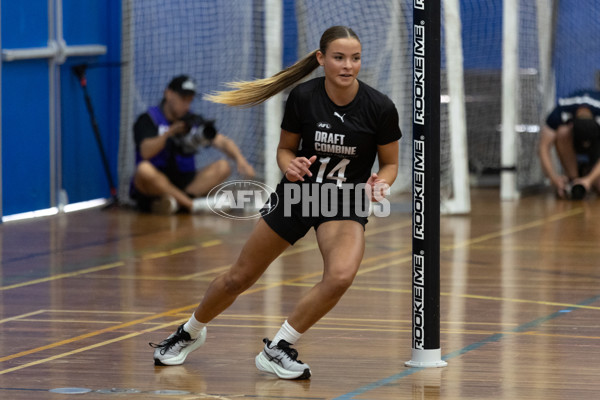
[174,113,217,154]
[565,182,586,200]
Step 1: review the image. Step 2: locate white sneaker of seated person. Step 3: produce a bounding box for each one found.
[191,195,234,214]
[151,194,178,215]
[191,197,212,213]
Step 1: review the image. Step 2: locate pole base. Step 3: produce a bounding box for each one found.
[405,348,448,368]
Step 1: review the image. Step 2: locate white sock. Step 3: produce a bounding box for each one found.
[183,314,207,339]
[191,197,210,213]
[272,320,302,346]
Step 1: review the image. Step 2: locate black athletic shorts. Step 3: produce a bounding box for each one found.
[260,177,368,245]
[573,120,600,171]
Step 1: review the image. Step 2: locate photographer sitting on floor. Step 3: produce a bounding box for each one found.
[539,89,600,200]
[130,75,255,214]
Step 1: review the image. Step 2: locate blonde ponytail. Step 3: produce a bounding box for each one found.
[203,50,320,107]
[204,26,360,108]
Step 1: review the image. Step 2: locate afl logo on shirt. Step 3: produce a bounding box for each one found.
[317,122,331,129]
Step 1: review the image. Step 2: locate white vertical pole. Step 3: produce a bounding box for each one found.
[55,0,66,210]
[118,0,135,204]
[501,0,520,200]
[537,0,557,116]
[264,0,283,190]
[48,0,58,208]
[443,0,470,214]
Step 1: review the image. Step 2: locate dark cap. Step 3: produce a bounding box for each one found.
[167,75,196,96]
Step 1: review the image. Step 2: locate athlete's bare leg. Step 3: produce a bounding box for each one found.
[286,220,365,332]
[192,219,290,323]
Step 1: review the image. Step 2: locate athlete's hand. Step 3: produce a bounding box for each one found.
[285,155,317,182]
[366,173,390,202]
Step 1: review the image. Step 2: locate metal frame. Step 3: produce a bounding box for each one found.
[0,0,106,217]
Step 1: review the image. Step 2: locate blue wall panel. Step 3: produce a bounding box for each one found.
[1,0,52,215]
[1,0,598,216]
[2,61,51,215]
[60,0,121,203]
[1,0,121,216]
[1,0,48,48]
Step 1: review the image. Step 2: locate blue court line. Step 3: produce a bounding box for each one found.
[333,293,600,400]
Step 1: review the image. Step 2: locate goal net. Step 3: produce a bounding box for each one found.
[118,0,268,204]
[454,1,548,197]
[118,0,588,212]
[118,0,445,208]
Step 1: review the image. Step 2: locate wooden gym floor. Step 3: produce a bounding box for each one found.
[1,187,600,399]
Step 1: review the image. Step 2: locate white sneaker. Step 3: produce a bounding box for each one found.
[151,194,178,215]
[191,195,235,214]
[255,338,311,380]
[149,324,206,366]
[191,197,212,213]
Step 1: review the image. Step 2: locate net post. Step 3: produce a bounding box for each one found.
[263,0,283,191]
[500,0,520,201]
[405,0,447,369]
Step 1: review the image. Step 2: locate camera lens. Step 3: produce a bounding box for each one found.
[570,183,586,200]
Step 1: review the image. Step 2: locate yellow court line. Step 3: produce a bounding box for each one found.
[141,245,199,260]
[177,264,234,280]
[0,319,187,376]
[1,310,524,329]
[0,222,408,290]
[86,274,190,281]
[0,209,585,372]
[141,239,221,260]
[466,244,600,253]
[47,309,155,315]
[205,324,600,341]
[9,317,598,379]
[449,292,600,310]
[444,208,584,251]
[0,264,341,367]
[0,223,412,368]
[200,240,222,247]
[10,319,600,376]
[178,221,411,280]
[0,262,125,291]
[443,328,600,341]
[342,282,600,311]
[288,275,600,311]
[0,240,222,291]
[0,310,46,324]
[0,309,156,326]
[0,304,197,364]
[189,313,524,328]
[15,318,133,325]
